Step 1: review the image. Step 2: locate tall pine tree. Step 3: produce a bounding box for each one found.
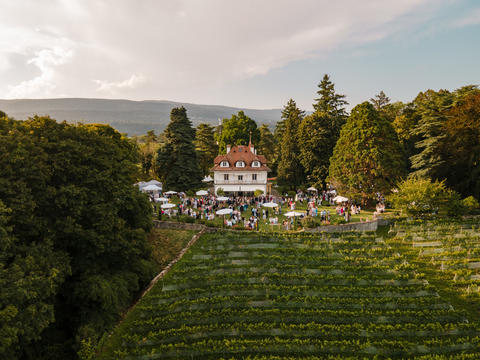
[277,99,305,189]
[195,123,218,176]
[298,74,348,188]
[157,107,203,190]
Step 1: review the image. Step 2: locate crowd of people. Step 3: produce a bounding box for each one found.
[150,188,377,230]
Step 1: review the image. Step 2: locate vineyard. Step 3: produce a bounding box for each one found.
[99,224,480,359]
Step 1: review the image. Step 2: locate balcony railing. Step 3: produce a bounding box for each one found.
[215,179,267,185]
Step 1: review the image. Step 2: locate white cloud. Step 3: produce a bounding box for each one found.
[6,47,73,98]
[0,0,450,104]
[94,74,145,93]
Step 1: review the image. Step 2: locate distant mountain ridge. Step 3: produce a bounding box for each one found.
[0,98,282,135]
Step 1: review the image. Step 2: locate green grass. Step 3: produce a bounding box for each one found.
[97,226,480,359]
[147,228,197,271]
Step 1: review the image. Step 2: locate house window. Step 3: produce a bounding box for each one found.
[224,174,229,181]
[252,161,260,167]
[220,161,229,167]
[238,175,243,181]
[252,174,257,181]
[235,161,245,167]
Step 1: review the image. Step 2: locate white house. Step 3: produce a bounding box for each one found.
[212,141,271,195]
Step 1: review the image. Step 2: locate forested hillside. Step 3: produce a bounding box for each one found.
[0,98,282,135]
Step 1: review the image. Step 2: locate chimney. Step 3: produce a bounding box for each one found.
[226,145,231,153]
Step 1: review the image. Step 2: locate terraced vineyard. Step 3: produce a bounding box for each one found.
[389,220,480,313]
[99,229,480,359]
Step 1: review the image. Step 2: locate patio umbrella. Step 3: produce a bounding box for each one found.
[262,202,279,208]
[307,186,317,192]
[156,197,169,203]
[202,175,213,182]
[216,208,233,215]
[196,190,209,196]
[217,196,229,201]
[164,190,178,195]
[333,196,349,203]
[161,203,176,209]
[284,211,305,217]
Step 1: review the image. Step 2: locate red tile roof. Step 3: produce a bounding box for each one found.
[212,144,271,172]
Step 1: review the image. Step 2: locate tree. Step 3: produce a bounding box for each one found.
[297,74,348,189]
[388,177,463,217]
[257,124,276,164]
[0,115,155,359]
[443,87,480,199]
[370,91,390,110]
[313,74,348,118]
[409,89,453,179]
[215,111,260,153]
[195,123,218,176]
[157,107,203,190]
[277,99,305,189]
[328,102,406,205]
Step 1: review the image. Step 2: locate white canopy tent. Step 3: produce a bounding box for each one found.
[202,175,213,182]
[196,190,209,196]
[142,184,162,192]
[164,190,178,195]
[333,195,349,203]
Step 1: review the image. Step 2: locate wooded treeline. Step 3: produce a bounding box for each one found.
[139,76,479,204]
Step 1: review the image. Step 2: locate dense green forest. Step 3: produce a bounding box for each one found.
[0,115,155,359]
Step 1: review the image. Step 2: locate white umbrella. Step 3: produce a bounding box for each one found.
[284,211,305,217]
[333,196,349,203]
[216,208,233,215]
[202,175,213,182]
[156,197,169,203]
[142,184,162,191]
[164,190,178,195]
[217,196,229,201]
[161,203,176,209]
[307,186,317,192]
[262,202,279,208]
[196,190,209,196]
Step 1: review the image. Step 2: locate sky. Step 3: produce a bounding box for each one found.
[0,0,479,111]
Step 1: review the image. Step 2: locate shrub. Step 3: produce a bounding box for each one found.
[186,189,195,197]
[216,188,225,196]
[254,189,264,197]
[388,177,464,218]
[462,196,480,214]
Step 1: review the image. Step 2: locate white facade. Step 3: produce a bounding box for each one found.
[213,171,268,194]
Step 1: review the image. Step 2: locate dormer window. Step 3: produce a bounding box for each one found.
[251,161,260,167]
[220,161,229,167]
[235,161,245,168]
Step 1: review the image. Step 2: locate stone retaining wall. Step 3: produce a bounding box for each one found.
[154,218,391,234]
[306,218,390,233]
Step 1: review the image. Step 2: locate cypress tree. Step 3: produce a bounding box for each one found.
[157,107,203,190]
[277,99,305,189]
